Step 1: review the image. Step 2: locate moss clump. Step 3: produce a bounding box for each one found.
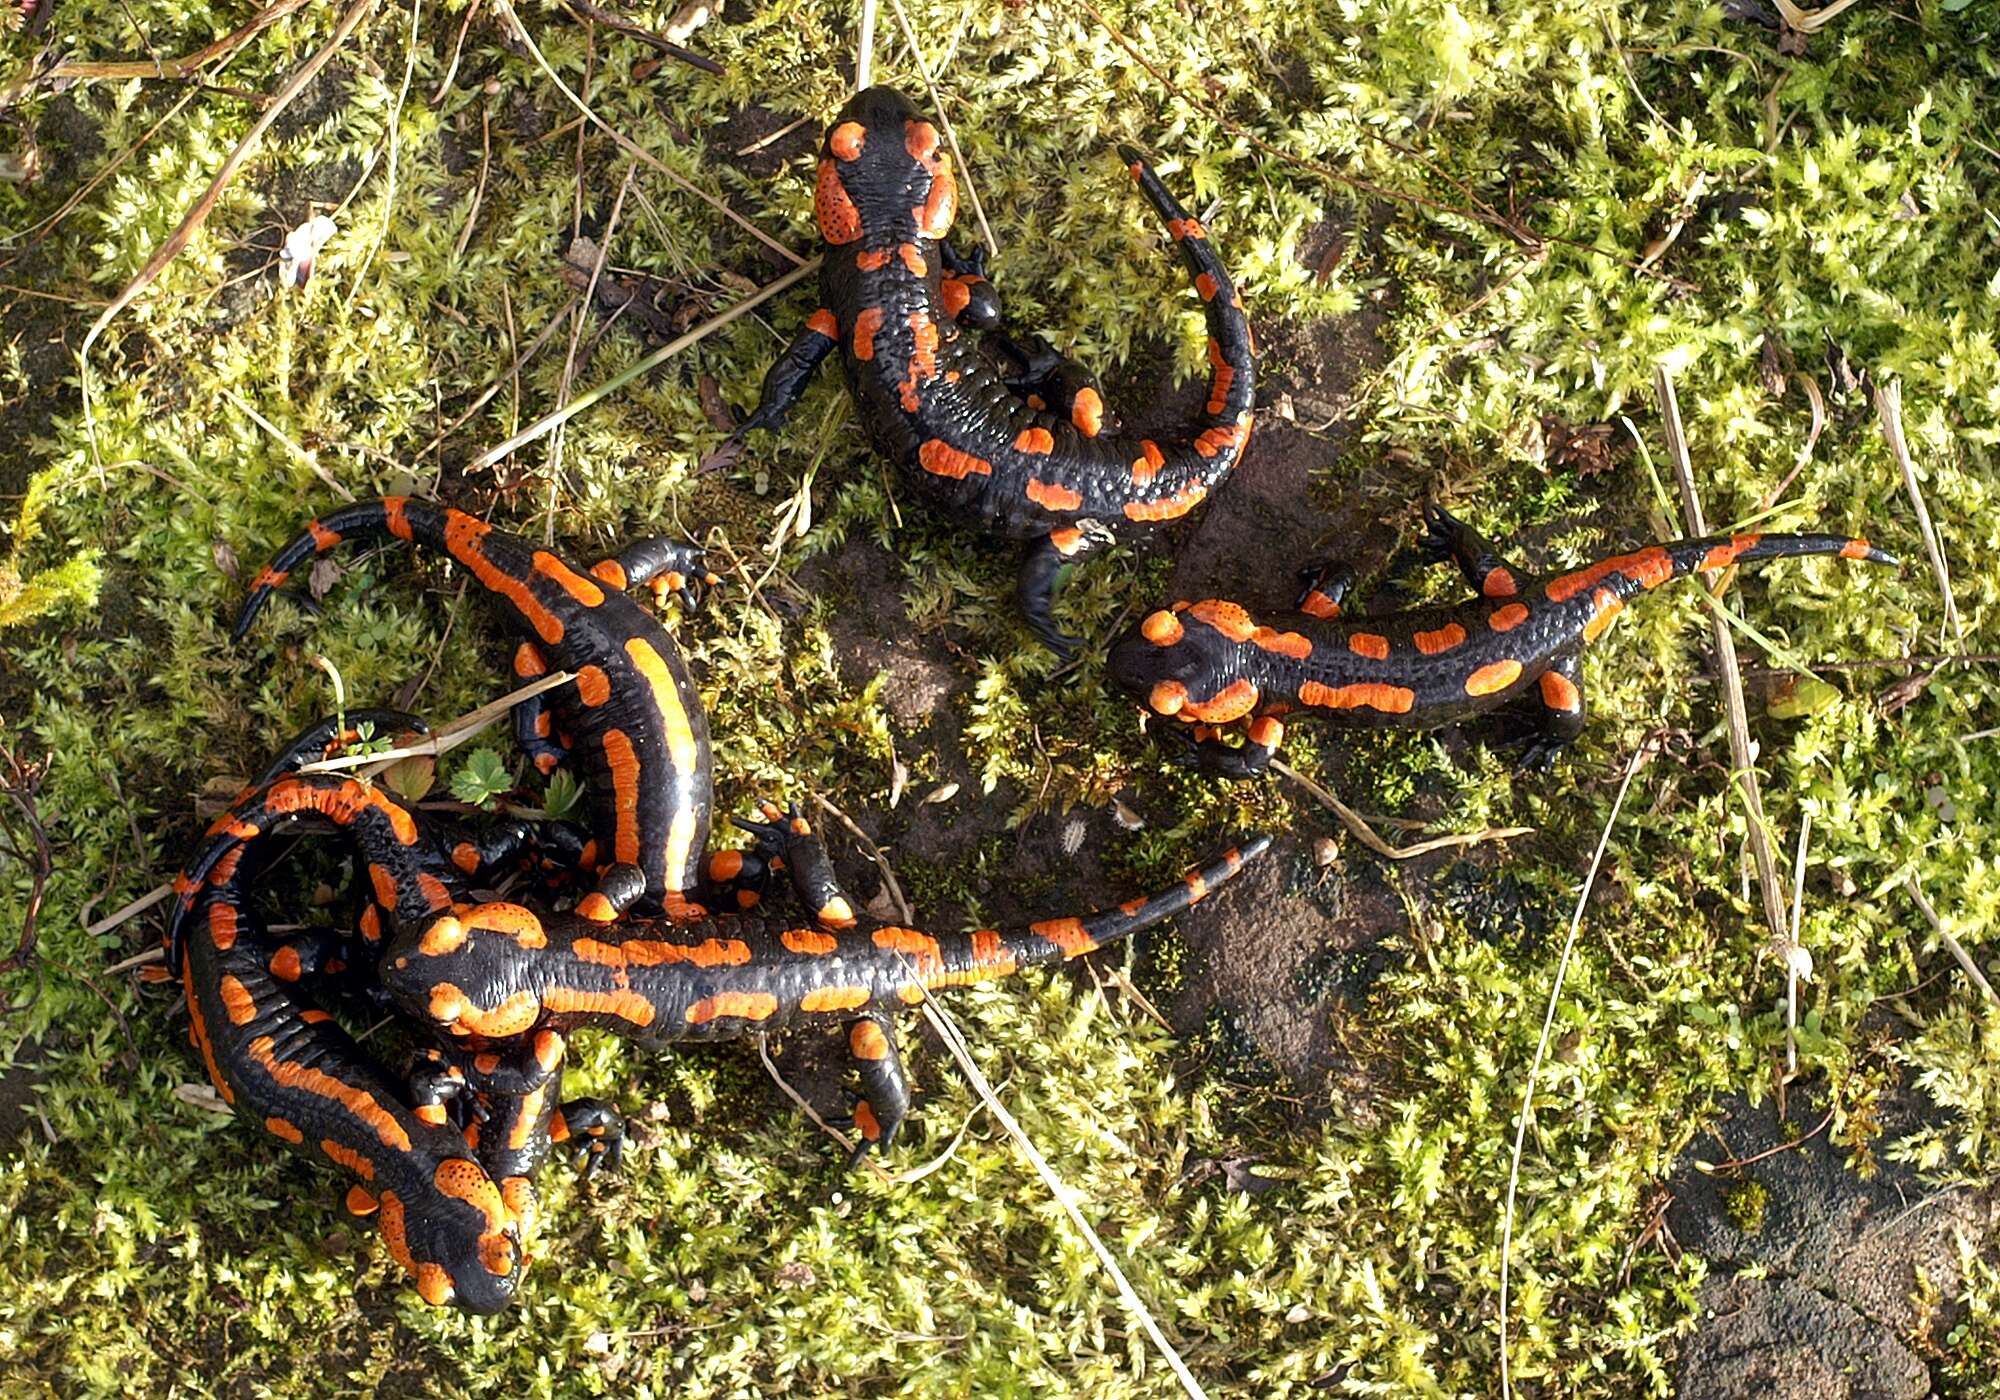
[1725,1179,1770,1236]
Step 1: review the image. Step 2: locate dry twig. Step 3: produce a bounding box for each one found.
[1874,380,1962,645]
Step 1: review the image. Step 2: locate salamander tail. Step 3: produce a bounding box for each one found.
[231,497,452,640]
[920,834,1271,989]
[1115,145,1256,437]
[1546,531,1898,614]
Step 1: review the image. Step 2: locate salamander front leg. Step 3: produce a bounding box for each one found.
[938,240,1001,330]
[1422,502,1527,600]
[990,331,1119,438]
[830,1015,910,1166]
[1153,713,1283,778]
[1516,652,1586,772]
[1295,560,1355,620]
[509,642,571,778]
[593,537,721,614]
[1017,525,1111,657]
[552,1098,626,1177]
[735,311,840,438]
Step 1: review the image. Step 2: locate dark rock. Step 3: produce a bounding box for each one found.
[1679,1274,1929,1400]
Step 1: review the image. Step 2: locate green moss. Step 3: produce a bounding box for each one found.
[1724,1179,1769,1236]
[0,0,1996,1394]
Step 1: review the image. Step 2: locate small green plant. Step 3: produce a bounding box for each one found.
[447,748,514,811]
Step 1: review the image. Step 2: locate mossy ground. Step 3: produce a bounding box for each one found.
[1,1,1997,1395]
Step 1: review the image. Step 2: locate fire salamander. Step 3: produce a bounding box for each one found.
[1110,503,1898,774]
[166,727,559,1312]
[736,86,1258,654]
[378,829,1271,1163]
[233,498,744,921]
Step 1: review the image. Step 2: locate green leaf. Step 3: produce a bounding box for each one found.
[448,747,513,810]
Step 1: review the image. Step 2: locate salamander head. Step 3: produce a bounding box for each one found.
[382,1158,522,1313]
[1109,604,1264,725]
[817,85,957,244]
[381,903,550,1038]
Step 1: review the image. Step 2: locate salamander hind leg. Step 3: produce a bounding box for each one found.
[1421,502,1526,600]
[938,239,1001,330]
[830,1015,910,1167]
[732,802,855,929]
[1516,652,1587,772]
[735,312,840,439]
[509,642,570,778]
[1017,527,1112,657]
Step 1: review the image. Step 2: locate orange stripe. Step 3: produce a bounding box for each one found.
[1299,680,1415,713]
[1464,659,1523,696]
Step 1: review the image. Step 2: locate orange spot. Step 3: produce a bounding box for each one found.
[513,642,546,678]
[345,1185,379,1216]
[382,497,413,541]
[322,1140,376,1179]
[1299,590,1340,620]
[1167,217,1207,240]
[269,946,303,982]
[218,975,257,1026]
[1185,872,1210,902]
[1050,526,1087,555]
[1129,439,1167,487]
[1196,273,1219,300]
[853,1100,882,1141]
[1125,478,1209,522]
[1347,633,1391,660]
[265,1116,304,1144]
[415,1263,455,1307]
[1464,659,1524,696]
[856,248,891,271]
[1184,678,1260,723]
[1026,477,1082,511]
[783,927,839,956]
[1206,341,1236,417]
[1582,590,1625,643]
[899,311,939,411]
[685,992,779,1024]
[898,242,928,277]
[1150,681,1189,715]
[575,892,618,922]
[415,1103,449,1126]
[465,903,547,948]
[709,849,745,882]
[942,278,971,318]
[1015,427,1055,455]
[250,567,288,591]
[852,306,884,361]
[1415,623,1467,655]
[435,509,567,644]
[207,903,239,951]
[873,926,944,976]
[1299,680,1416,713]
[1185,600,1252,642]
[1483,568,1520,598]
[806,308,839,340]
[1547,546,1675,603]
[1248,715,1285,748]
[814,159,863,244]
[1840,538,1871,560]
[602,728,641,867]
[1489,603,1530,631]
[803,986,872,1013]
[308,519,342,551]
[1032,917,1097,956]
[575,665,611,707]
[1065,387,1105,437]
[452,842,481,874]
[532,551,605,607]
[419,917,466,957]
[543,986,658,1028]
[1540,670,1582,713]
[1194,423,1246,459]
[572,936,750,969]
[1253,628,1313,659]
[248,1037,412,1152]
[590,558,629,588]
[829,121,865,160]
[1141,610,1184,645]
[917,438,993,480]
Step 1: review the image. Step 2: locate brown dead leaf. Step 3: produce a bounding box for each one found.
[212,538,240,580]
[309,555,342,600]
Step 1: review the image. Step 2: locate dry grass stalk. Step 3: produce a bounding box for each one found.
[1272,759,1531,859]
[1906,876,1997,1005]
[1873,379,1963,644]
[885,0,998,258]
[1656,367,1790,941]
[468,256,822,470]
[1498,739,1653,1399]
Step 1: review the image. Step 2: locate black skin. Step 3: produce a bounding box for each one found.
[1109,503,1899,775]
[736,85,1258,655]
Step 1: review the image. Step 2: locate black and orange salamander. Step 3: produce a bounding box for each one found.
[374,823,1272,1166]
[1109,503,1899,775]
[232,497,753,923]
[165,720,577,1313]
[735,85,1257,654]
